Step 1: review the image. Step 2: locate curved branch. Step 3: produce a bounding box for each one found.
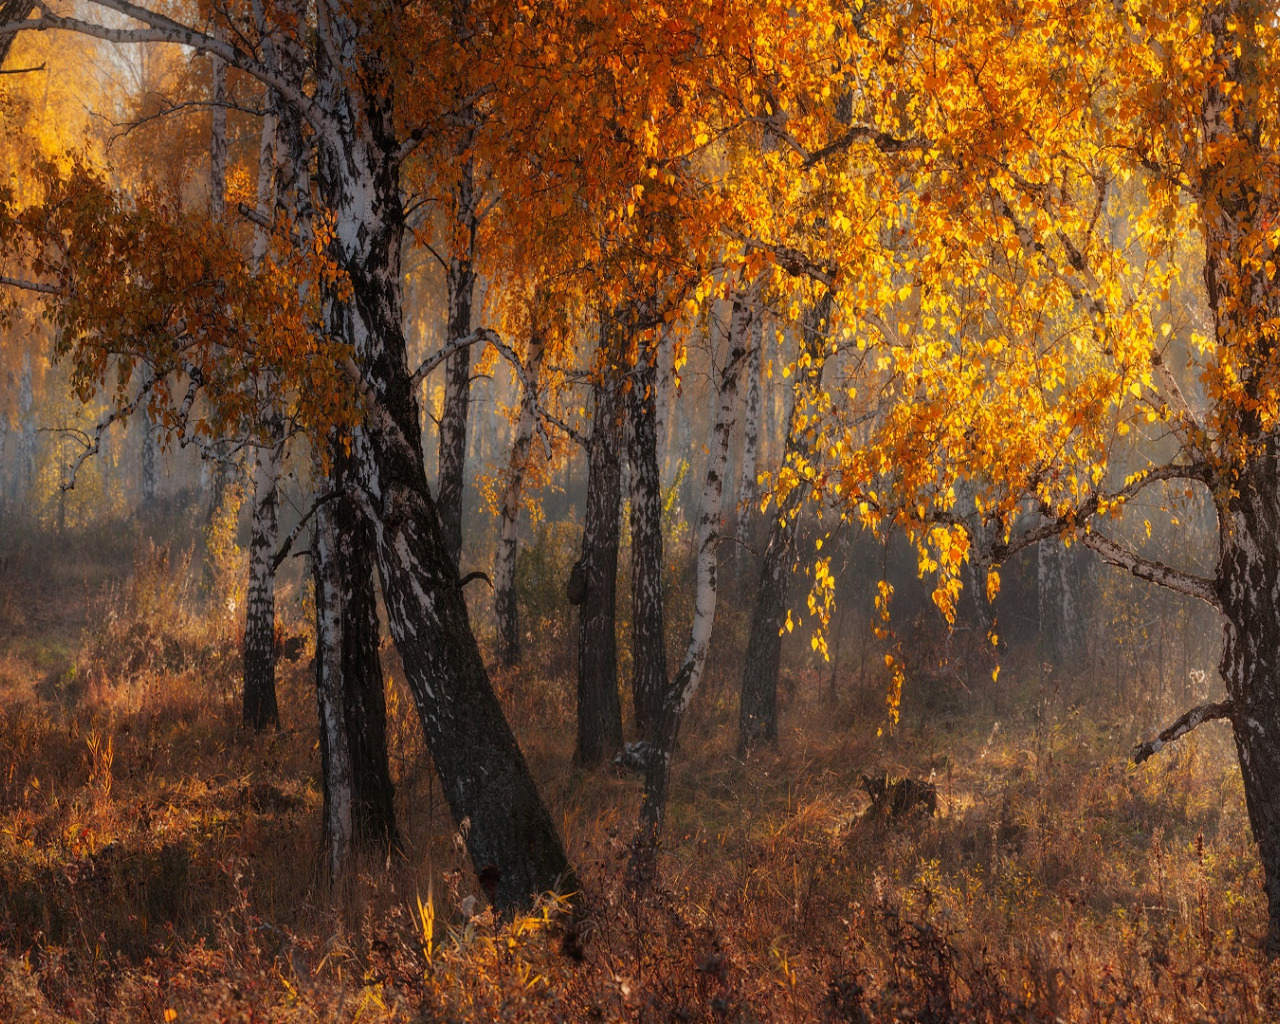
[61,374,155,491]
[1132,700,1233,764]
[1082,528,1221,609]
[273,489,341,571]
[1,2,327,132]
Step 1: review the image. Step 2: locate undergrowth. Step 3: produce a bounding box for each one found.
[0,530,1276,1022]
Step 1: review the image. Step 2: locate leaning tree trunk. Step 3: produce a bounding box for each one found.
[494,328,546,668]
[313,482,398,879]
[628,340,667,741]
[739,293,831,754]
[631,281,759,889]
[436,156,478,570]
[313,5,574,910]
[571,319,625,766]
[243,421,283,730]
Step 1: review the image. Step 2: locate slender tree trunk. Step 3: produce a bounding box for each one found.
[17,353,34,500]
[210,51,227,220]
[733,314,763,576]
[494,328,546,668]
[738,293,831,755]
[243,423,283,730]
[437,157,478,569]
[631,280,759,888]
[628,341,666,741]
[572,319,625,766]
[240,88,285,731]
[655,328,673,486]
[313,482,398,878]
[140,409,157,507]
[313,8,574,909]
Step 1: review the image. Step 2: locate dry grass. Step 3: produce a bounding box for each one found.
[0,530,1277,1022]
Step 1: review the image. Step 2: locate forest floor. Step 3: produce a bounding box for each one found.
[0,525,1277,1022]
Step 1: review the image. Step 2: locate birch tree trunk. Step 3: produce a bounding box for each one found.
[312,0,574,909]
[437,156,478,569]
[628,342,666,741]
[243,422,283,730]
[210,51,227,220]
[313,483,398,878]
[494,329,546,668]
[572,320,625,766]
[630,281,759,888]
[738,293,831,754]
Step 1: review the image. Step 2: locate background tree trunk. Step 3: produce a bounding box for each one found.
[628,342,666,741]
[573,319,625,766]
[437,157,478,569]
[733,314,763,576]
[242,423,282,731]
[738,293,831,754]
[494,329,546,668]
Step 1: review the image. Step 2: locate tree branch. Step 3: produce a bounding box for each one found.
[273,489,341,571]
[1082,528,1221,609]
[61,375,154,491]
[1131,700,1233,764]
[1,1,328,133]
[0,274,60,295]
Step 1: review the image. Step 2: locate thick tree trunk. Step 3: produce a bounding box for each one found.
[312,8,574,910]
[437,158,478,569]
[494,329,546,667]
[631,282,759,888]
[1216,454,1280,955]
[1199,0,1280,954]
[313,484,398,878]
[628,343,667,741]
[572,321,625,766]
[738,293,831,755]
[242,423,283,730]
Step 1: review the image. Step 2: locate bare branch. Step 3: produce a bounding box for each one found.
[62,375,155,491]
[1,1,328,133]
[273,489,342,571]
[0,60,41,72]
[410,327,497,389]
[0,274,60,295]
[804,124,930,167]
[1132,700,1233,764]
[1082,528,1221,609]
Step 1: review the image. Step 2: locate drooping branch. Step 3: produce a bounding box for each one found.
[1082,528,1221,609]
[1131,700,1234,764]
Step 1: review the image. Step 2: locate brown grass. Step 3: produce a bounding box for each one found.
[0,531,1277,1022]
